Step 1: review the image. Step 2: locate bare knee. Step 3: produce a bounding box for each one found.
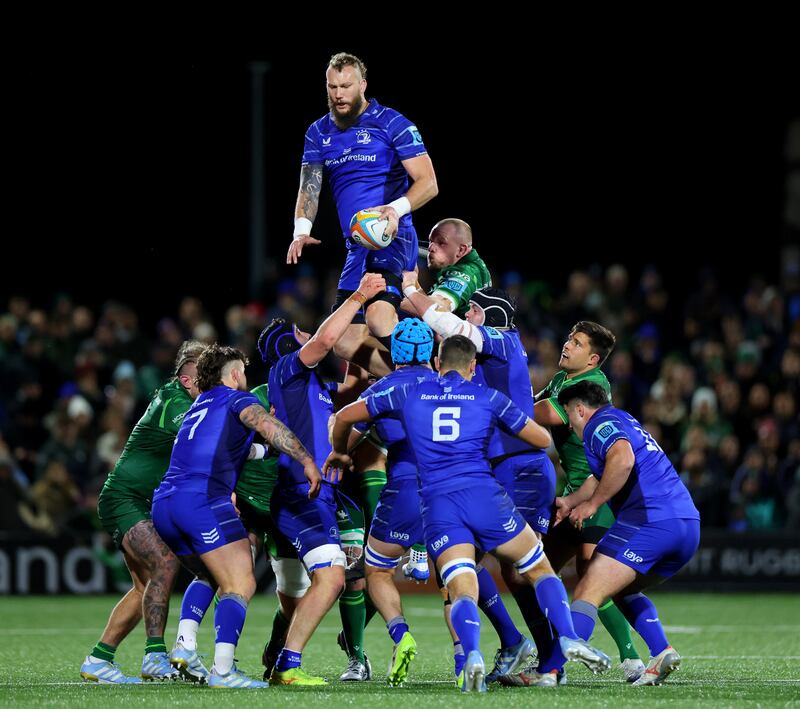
[365,301,397,338]
[366,565,395,582]
[220,576,256,602]
[500,560,526,589]
[312,565,346,602]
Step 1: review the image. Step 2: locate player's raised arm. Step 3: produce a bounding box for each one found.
[287,162,324,264]
[299,272,386,367]
[239,403,321,499]
[401,271,484,350]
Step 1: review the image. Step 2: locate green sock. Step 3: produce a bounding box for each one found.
[598,600,640,660]
[360,470,387,524]
[339,590,366,663]
[145,636,167,655]
[411,542,427,554]
[265,607,290,655]
[90,641,116,662]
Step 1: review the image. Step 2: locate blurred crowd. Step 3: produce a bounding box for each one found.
[1,262,798,538]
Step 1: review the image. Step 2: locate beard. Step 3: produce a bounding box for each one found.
[328,94,365,129]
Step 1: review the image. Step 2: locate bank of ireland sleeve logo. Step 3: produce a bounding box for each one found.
[409,126,423,145]
[593,421,620,444]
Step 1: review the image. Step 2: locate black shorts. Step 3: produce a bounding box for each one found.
[333,270,403,320]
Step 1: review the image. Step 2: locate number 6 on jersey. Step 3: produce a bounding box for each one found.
[432,406,460,441]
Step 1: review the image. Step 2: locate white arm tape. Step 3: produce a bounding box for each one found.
[388,196,411,217]
[293,217,313,240]
[422,305,484,352]
[248,443,267,460]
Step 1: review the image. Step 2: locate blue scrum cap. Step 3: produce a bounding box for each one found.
[391,317,434,364]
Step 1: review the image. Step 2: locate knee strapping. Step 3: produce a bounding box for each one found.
[514,539,546,573]
[440,557,476,586]
[271,557,311,598]
[365,542,402,569]
[302,544,347,574]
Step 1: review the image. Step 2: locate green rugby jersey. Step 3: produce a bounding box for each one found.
[430,248,491,317]
[234,383,279,513]
[536,368,611,493]
[102,379,193,500]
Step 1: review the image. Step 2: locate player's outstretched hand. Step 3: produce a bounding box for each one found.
[322,451,353,480]
[554,496,572,525]
[569,500,598,530]
[304,462,323,499]
[357,272,386,300]
[287,235,321,264]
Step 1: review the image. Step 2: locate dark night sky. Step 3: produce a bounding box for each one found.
[7,44,797,326]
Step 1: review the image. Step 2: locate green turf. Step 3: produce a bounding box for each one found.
[1,592,798,706]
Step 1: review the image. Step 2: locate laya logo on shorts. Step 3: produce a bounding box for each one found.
[389,531,410,541]
[431,535,449,551]
[623,549,644,564]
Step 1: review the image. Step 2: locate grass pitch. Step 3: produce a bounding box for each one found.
[1,592,798,707]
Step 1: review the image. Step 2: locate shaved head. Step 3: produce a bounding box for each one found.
[427,218,474,269]
[434,218,472,245]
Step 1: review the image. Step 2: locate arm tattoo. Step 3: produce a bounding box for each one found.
[240,404,312,465]
[298,163,323,220]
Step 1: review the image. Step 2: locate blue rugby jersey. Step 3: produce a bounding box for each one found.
[154,386,258,500]
[473,326,537,460]
[302,99,427,240]
[365,370,528,495]
[268,350,338,489]
[360,365,437,482]
[583,405,700,523]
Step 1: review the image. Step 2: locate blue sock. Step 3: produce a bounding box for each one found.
[450,597,481,656]
[534,575,577,640]
[618,593,669,656]
[477,566,523,648]
[214,594,247,645]
[275,648,302,671]
[571,599,598,640]
[181,579,215,622]
[453,641,466,677]
[387,615,409,645]
[536,633,563,673]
